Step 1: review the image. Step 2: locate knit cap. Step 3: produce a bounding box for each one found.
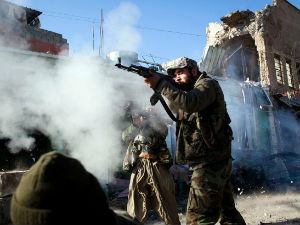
[161,56,198,76]
[10,151,117,225]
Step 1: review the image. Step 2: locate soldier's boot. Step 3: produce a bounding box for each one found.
[219,208,246,225]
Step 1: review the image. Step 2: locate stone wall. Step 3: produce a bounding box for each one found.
[205,0,300,100]
[263,0,300,97]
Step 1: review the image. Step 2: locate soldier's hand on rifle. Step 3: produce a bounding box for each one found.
[144,72,161,89]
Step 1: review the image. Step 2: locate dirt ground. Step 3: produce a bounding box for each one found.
[235,191,300,225]
[111,191,300,225]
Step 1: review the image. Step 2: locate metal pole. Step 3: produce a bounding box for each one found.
[99,9,104,56]
[92,21,95,53]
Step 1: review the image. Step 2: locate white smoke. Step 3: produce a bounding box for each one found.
[104,2,142,54]
[0,50,154,182]
[214,63,300,191]
[0,2,155,184]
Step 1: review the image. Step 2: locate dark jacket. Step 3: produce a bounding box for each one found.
[155,74,232,166]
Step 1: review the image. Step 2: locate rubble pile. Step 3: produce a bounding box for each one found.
[0,171,26,224]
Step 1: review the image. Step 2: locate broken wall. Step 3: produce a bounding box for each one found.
[204,0,300,100]
[202,0,300,190]
[263,0,300,97]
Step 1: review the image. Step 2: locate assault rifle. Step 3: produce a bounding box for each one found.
[115,58,177,122]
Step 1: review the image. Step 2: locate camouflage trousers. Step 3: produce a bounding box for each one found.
[186,159,246,225]
[127,159,180,225]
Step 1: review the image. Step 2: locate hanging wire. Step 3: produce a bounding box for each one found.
[40,11,203,37]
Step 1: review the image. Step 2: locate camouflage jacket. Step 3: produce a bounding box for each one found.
[155,74,232,166]
[121,120,173,166]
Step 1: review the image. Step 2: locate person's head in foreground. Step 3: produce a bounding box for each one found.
[10,151,139,225]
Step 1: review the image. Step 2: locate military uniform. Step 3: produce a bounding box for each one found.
[154,57,246,225]
[122,116,180,225]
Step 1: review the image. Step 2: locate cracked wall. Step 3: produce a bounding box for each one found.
[204,0,300,100]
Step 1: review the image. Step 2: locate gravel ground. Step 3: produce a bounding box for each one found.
[112,191,300,225]
[235,191,300,225]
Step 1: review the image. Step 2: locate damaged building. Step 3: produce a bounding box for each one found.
[0,0,69,55]
[200,0,300,191]
[1,1,300,223]
[0,1,69,223]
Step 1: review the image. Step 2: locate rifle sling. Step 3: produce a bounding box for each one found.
[156,92,178,122]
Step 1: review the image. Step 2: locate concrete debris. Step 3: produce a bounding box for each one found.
[204,0,300,99]
[0,171,26,225]
[221,10,254,27]
[0,171,26,197]
[201,0,300,195]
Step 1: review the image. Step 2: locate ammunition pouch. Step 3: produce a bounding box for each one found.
[158,152,173,168]
[176,111,232,164]
[196,113,224,149]
[122,142,140,173]
[196,114,217,149]
[141,145,159,154]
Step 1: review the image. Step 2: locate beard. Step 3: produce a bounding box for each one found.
[177,76,197,92]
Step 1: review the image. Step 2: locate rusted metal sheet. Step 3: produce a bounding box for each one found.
[200,46,226,76]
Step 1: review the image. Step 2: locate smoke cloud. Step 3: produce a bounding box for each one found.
[215,64,300,191]
[104,2,142,53]
[0,50,155,182]
[0,2,155,184]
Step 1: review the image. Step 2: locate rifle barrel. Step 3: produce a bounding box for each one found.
[114,62,178,122]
